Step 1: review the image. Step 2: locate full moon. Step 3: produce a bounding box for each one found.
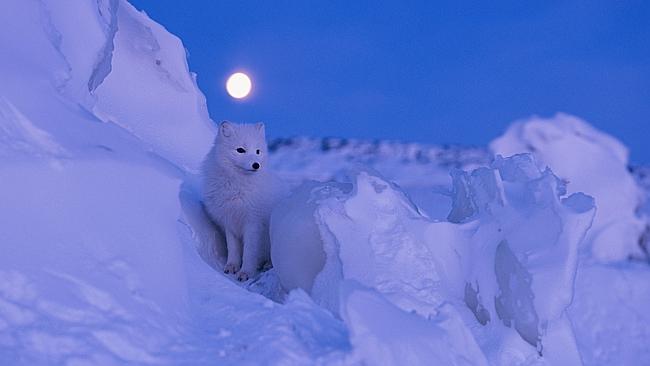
[226,72,252,99]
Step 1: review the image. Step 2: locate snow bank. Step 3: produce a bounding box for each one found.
[0,1,350,364]
[0,0,215,171]
[271,154,595,365]
[491,113,646,262]
[0,159,189,364]
[92,1,216,171]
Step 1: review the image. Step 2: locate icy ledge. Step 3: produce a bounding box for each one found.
[272,154,595,365]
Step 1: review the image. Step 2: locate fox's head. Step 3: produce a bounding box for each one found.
[215,121,268,174]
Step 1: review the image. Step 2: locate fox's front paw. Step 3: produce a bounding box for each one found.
[236,271,250,282]
[224,263,240,274]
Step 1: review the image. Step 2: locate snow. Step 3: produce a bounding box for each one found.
[1,0,649,365]
[272,155,594,365]
[491,113,647,262]
[92,1,216,171]
[269,181,344,294]
[0,1,347,364]
[569,263,650,365]
[340,281,488,366]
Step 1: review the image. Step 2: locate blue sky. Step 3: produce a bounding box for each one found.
[130,1,650,163]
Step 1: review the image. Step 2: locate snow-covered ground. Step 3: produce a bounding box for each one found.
[1,1,648,365]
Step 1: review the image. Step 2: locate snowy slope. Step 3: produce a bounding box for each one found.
[1,1,649,365]
[0,1,347,365]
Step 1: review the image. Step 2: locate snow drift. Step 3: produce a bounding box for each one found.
[271,154,595,365]
[0,0,214,170]
[491,113,646,262]
[0,1,348,364]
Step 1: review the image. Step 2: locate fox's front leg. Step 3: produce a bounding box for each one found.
[237,225,269,282]
[224,230,242,274]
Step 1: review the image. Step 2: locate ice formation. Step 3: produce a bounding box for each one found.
[271,154,595,365]
[491,113,646,262]
[0,0,214,170]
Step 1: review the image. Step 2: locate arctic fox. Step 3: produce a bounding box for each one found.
[202,121,280,281]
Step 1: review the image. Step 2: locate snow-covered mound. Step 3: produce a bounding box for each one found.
[271,155,594,365]
[491,113,647,262]
[0,0,214,170]
[91,1,215,171]
[0,1,348,364]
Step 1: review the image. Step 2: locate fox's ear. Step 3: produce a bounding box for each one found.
[255,122,265,134]
[220,121,233,138]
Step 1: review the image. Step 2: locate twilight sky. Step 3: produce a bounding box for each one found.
[130,1,650,163]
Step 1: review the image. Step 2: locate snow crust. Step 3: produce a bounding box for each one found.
[272,155,595,365]
[92,1,216,171]
[491,113,647,262]
[0,0,214,171]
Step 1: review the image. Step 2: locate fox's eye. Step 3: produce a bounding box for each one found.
[236,147,246,153]
[256,149,261,155]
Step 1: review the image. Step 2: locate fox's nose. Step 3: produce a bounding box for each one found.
[252,162,260,170]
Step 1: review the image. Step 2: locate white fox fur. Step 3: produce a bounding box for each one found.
[201,121,280,281]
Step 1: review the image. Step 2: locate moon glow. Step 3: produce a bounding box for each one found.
[226,72,252,99]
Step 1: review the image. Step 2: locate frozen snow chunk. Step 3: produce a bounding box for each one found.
[313,170,448,316]
[447,169,478,223]
[0,0,215,170]
[92,1,216,171]
[491,113,646,262]
[270,181,351,295]
[272,155,595,365]
[271,171,443,313]
[448,166,503,223]
[561,192,595,214]
[492,153,543,182]
[455,153,594,364]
